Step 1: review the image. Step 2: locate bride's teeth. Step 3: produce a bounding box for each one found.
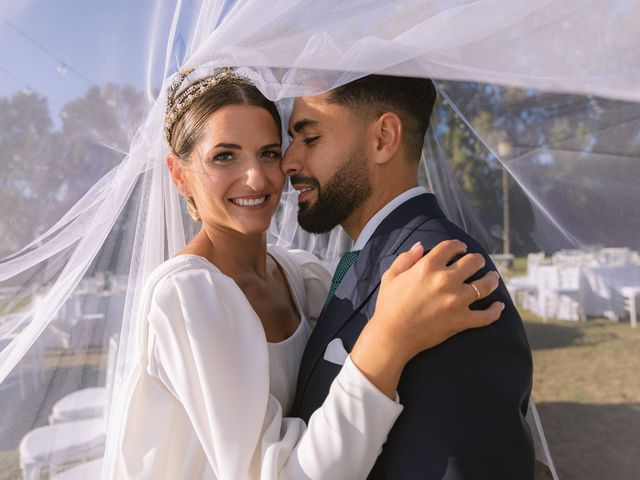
[232,196,266,206]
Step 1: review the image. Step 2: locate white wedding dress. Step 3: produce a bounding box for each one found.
[112,245,403,479]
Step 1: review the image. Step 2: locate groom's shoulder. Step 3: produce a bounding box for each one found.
[401,210,530,340]
[386,193,477,248]
[404,207,485,256]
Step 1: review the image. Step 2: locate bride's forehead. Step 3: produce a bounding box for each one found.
[203,106,278,131]
[207,104,272,121]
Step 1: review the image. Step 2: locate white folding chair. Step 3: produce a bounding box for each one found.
[539,265,585,322]
[19,418,106,480]
[507,275,538,306]
[507,252,545,307]
[621,287,640,328]
[48,336,117,424]
[19,336,118,479]
[552,249,588,267]
[598,247,632,266]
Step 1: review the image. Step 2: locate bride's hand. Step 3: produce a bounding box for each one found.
[375,239,502,359]
[351,239,503,398]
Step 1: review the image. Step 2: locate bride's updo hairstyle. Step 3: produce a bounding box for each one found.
[164,68,282,220]
[165,67,282,162]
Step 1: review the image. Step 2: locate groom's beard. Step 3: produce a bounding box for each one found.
[292,150,372,234]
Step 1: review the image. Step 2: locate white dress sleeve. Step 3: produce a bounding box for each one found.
[146,263,403,480]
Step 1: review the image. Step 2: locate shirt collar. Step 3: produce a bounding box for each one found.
[353,186,427,250]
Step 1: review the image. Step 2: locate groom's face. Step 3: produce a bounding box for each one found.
[282,94,372,233]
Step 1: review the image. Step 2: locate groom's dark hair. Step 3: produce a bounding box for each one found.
[326,75,437,163]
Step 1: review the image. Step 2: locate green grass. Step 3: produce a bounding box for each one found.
[524,314,640,404]
[522,311,640,480]
[510,256,528,277]
[0,294,33,315]
[0,448,21,480]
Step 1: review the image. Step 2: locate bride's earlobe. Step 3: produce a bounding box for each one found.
[167,152,189,195]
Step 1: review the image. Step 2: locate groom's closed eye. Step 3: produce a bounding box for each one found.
[289,118,320,137]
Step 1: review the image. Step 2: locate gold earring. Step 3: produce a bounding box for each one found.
[186,196,201,221]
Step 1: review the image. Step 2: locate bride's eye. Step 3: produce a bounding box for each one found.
[212,152,235,163]
[262,150,282,161]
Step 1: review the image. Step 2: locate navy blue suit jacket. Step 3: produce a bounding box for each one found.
[291,194,534,479]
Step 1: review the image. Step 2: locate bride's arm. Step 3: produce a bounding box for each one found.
[147,268,271,478]
[261,357,402,479]
[147,266,400,480]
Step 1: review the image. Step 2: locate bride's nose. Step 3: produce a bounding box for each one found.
[244,161,268,191]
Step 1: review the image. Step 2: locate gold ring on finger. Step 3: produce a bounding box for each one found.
[470,282,481,301]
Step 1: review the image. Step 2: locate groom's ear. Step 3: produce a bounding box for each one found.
[371,112,403,165]
[166,153,190,196]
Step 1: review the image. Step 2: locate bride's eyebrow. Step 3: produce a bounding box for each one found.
[213,142,242,149]
[260,143,282,150]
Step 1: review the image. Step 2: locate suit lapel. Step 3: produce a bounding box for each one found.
[295,194,445,402]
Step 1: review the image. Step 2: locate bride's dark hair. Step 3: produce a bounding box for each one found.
[169,78,282,161]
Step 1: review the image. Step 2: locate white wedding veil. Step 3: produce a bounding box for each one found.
[1,1,638,478]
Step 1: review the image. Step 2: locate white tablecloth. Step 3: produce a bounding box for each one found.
[580,264,640,319]
[516,262,640,321]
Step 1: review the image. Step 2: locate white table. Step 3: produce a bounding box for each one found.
[523,262,640,325]
[580,264,640,322]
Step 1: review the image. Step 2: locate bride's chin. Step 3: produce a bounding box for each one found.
[233,219,273,237]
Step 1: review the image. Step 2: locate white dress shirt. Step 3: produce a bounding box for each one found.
[353,186,428,250]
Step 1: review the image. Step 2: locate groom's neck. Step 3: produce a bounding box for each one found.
[341,178,418,241]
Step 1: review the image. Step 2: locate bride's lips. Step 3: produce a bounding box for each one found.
[228,193,271,210]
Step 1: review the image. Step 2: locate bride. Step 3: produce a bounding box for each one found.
[111,67,503,479]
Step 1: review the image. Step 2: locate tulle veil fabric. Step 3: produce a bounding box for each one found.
[1,0,638,478]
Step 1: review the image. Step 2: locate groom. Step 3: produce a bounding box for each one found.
[282,75,535,479]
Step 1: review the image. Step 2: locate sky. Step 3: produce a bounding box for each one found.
[0,0,190,120]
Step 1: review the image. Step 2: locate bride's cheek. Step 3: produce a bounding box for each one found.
[270,168,287,193]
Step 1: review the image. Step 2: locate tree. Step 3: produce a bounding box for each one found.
[0,91,59,255]
[0,84,146,258]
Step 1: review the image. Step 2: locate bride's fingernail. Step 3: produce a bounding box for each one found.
[410,241,422,252]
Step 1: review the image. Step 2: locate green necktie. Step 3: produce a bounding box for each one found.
[325,250,360,306]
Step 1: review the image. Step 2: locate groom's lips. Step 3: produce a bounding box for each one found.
[292,184,316,203]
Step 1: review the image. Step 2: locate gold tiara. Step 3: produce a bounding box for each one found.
[164,67,253,146]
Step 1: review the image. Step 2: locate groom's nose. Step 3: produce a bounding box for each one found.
[281,143,302,176]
